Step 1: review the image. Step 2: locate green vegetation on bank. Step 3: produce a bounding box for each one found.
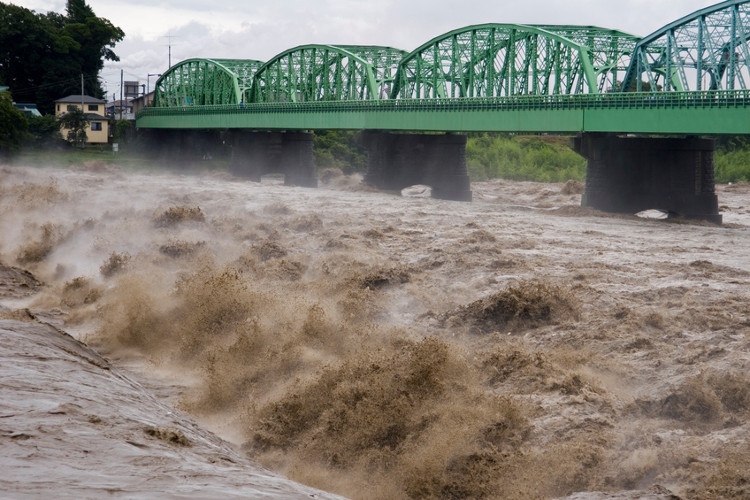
[0,91,27,156]
[465,133,750,184]
[467,133,587,183]
[715,136,750,183]
[310,131,589,183]
[313,130,367,174]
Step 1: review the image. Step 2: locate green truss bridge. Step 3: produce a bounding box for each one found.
[136,0,750,223]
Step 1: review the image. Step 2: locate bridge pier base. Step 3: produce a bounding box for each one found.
[229,131,317,187]
[144,129,222,164]
[359,131,472,201]
[574,133,722,224]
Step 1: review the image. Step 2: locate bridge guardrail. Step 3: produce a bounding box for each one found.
[136,90,750,119]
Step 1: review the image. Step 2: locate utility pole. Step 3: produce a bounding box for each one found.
[120,69,124,120]
[79,73,85,148]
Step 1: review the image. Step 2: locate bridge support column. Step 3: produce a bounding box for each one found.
[574,133,721,224]
[229,131,317,187]
[145,129,220,165]
[359,131,472,201]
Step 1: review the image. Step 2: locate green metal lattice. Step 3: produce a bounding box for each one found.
[152,58,264,107]
[249,45,381,103]
[623,0,750,91]
[389,24,624,99]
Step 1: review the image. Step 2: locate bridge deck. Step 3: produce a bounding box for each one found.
[137,90,750,135]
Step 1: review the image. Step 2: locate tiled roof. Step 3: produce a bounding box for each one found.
[56,94,105,104]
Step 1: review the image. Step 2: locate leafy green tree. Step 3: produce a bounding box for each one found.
[466,133,586,183]
[58,106,87,148]
[27,114,61,146]
[313,130,367,173]
[113,119,132,143]
[0,1,123,114]
[0,90,28,156]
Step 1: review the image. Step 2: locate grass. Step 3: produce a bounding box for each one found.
[715,148,750,183]
[466,133,587,183]
[5,145,230,172]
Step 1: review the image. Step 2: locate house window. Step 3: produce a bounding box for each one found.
[67,104,77,111]
[91,122,102,131]
[88,104,99,112]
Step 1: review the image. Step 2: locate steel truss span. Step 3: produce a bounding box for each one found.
[141,0,750,135]
[247,45,407,103]
[153,59,264,107]
[390,25,638,99]
[623,0,750,92]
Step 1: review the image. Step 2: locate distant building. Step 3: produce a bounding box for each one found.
[14,103,42,117]
[2,86,42,117]
[55,95,109,144]
[106,99,134,120]
[131,91,155,115]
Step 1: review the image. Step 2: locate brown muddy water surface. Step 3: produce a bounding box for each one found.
[1,162,749,499]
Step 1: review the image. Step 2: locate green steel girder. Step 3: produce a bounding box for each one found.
[335,46,409,98]
[212,59,266,96]
[152,58,263,107]
[136,90,750,135]
[623,0,750,92]
[248,45,384,103]
[389,24,602,99]
[535,26,640,92]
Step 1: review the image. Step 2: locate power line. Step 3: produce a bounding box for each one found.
[9,74,100,93]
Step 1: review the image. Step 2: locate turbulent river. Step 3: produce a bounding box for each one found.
[1,161,749,499]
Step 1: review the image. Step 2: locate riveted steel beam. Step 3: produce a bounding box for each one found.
[248,45,385,103]
[623,0,750,92]
[389,24,606,99]
[153,59,263,108]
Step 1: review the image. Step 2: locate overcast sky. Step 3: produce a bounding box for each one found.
[17,0,715,99]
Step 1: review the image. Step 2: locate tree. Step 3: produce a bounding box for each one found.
[58,106,87,148]
[0,90,28,157]
[113,119,132,143]
[0,1,123,114]
[27,114,61,146]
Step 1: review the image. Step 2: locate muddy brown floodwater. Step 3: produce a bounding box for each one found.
[1,161,749,500]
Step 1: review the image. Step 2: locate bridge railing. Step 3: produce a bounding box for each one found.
[137,89,750,118]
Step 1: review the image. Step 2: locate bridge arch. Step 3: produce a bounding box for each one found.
[152,58,264,107]
[622,0,750,92]
[335,46,409,98]
[248,45,401,103]
[390,24,606,99]
[535,26,640,93]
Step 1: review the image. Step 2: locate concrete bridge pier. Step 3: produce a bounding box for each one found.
[229,131,317,187]
[574,133,722,224]
[358,131,472,201]
[146,129,220,164]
